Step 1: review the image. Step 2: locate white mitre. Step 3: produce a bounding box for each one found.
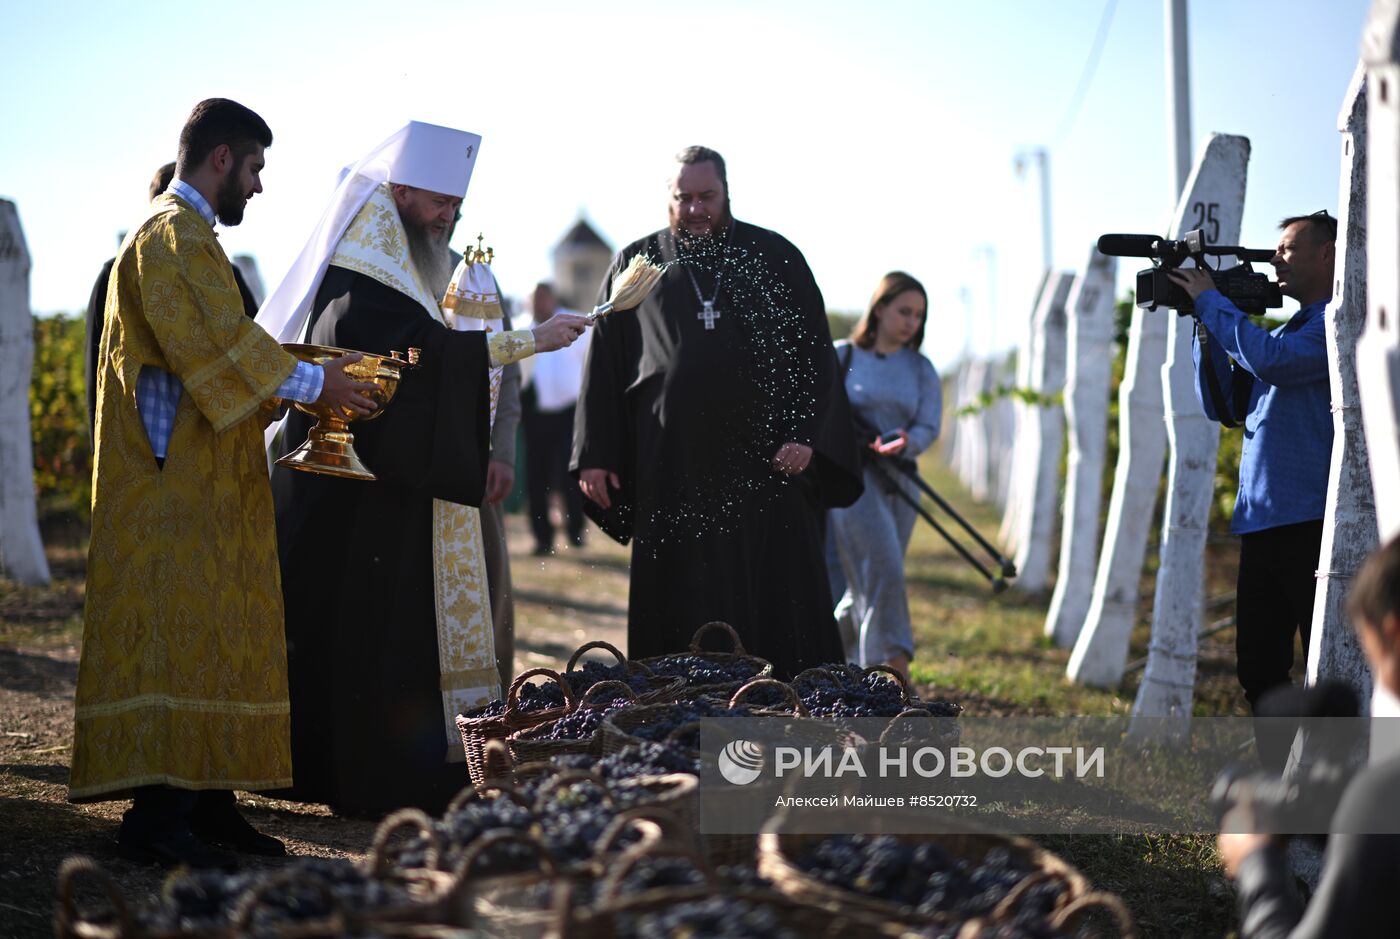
[255,120,482,345]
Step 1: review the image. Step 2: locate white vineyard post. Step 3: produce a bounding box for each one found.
[1130,134,1252,740]
[1046,249,1117,646]
[0,200,51,585]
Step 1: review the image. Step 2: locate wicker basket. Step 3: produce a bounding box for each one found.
[565,839,903,939]
[756,813,1094,930]
[457,667,577,786]
[563,640,685,704]
[636,622,774,701]
[508,679,640,765]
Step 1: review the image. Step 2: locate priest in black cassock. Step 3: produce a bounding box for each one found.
[573,146,862,680]
[258,122,589,817]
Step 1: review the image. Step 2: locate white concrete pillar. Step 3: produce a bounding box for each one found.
[999,273,1051,553]
[1011,272,1075,593]
[1131,133,1252,739]
[1046,249,1118,646]
[1360,1,1400,544]
[0,200,50,585]
[1308,66,1376,699]
[964,360,991,502]
[991,353,1018,511]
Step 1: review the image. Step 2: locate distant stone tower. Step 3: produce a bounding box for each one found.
[552,218,613,311]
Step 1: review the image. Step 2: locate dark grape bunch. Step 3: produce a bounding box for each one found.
[796,836,1067,923]
[644,654,766,688]
[550,740,700,780]
[402,796,536,873]
[728,667,962,723]
[615,896,806,939]
[514,695,636,742]
[560,660,658,699]
[620,698,758,745]
[459,679,574,719]
[139,858,413,934]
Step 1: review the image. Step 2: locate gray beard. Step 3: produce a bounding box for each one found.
[404,220,454,297]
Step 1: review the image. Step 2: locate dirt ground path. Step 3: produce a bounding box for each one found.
[0,513,629,938]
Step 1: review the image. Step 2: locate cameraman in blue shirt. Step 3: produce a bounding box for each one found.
[1168,212,1336,759]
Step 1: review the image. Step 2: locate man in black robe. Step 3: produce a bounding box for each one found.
[573,146,862,679]
[270,163,588,817]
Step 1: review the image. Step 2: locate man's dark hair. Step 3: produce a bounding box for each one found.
[149,161,176,202]
[676,145,728,192]
[1348,536,1400,632]
[177,99,272,173]
[1280,210,1338,245]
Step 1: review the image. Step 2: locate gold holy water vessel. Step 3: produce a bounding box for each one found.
[275,343,420,481]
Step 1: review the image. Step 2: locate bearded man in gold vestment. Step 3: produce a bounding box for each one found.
[70,99,377,868]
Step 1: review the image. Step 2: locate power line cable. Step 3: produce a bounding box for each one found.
[1052,0,1120,147]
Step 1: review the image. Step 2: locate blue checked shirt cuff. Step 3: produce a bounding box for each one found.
[276,360,324,404]
[136,360,322,460]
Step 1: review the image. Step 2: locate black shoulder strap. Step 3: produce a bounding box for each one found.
[839,341,854,374]
[1195,321,1253,429]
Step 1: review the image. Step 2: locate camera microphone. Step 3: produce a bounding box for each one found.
[1096,233,1163,258]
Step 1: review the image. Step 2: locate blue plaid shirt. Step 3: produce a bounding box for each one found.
[136,181,322,458]
[1191,290,1333,535]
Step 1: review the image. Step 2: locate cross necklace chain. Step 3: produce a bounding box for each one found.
[684,264,723,330]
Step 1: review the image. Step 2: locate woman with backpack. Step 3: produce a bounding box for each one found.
[828,271,942,681]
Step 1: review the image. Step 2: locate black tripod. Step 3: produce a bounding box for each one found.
[862,452,1017,592]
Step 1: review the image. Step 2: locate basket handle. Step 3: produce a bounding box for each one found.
[689,620,746,654]
[565,639,628,672]
[597,839,718,905]
[451,828,558,881]
[862,664,912,702]
[55,856,133,939]
[878,707,938,746]
[367,807,440,876]
[445,779,534,815]
[592,812,664,859]
[1049,891,1138,938]
[533,768,616,811]
[729,678,809,717]
[231,869,346,933]
[505,667,576,716]
[988,869,1076,923]
[579,679,640,707]
[592,804,692,858]
[482,738,515,781]
[791,666,842,690]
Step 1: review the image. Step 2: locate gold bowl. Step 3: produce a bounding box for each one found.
[275,343,419,481]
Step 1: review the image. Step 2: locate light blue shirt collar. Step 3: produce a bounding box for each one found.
[167,178,217,228]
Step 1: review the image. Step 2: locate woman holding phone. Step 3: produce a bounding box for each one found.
[828,271,942,680]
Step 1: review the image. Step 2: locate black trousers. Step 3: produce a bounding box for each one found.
[1235,519,1325,713]
[522,404,584,548]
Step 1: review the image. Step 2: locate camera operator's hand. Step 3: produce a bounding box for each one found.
[1218,805,1285,879]
[1166,267,1216,300]
[1217,830,1275,879]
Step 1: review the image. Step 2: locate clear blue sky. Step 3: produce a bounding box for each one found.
[0,0,1370,369]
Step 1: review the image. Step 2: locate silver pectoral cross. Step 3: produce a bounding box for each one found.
[698,300,721,330]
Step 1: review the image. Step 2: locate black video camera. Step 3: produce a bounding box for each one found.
[1209,681,1365,841]
[1097,229,1284,316]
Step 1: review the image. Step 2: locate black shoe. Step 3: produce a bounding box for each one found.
[115,824,239,870]
[531,544,552,557]
[190,805,287,857]
[567,534,585,548]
